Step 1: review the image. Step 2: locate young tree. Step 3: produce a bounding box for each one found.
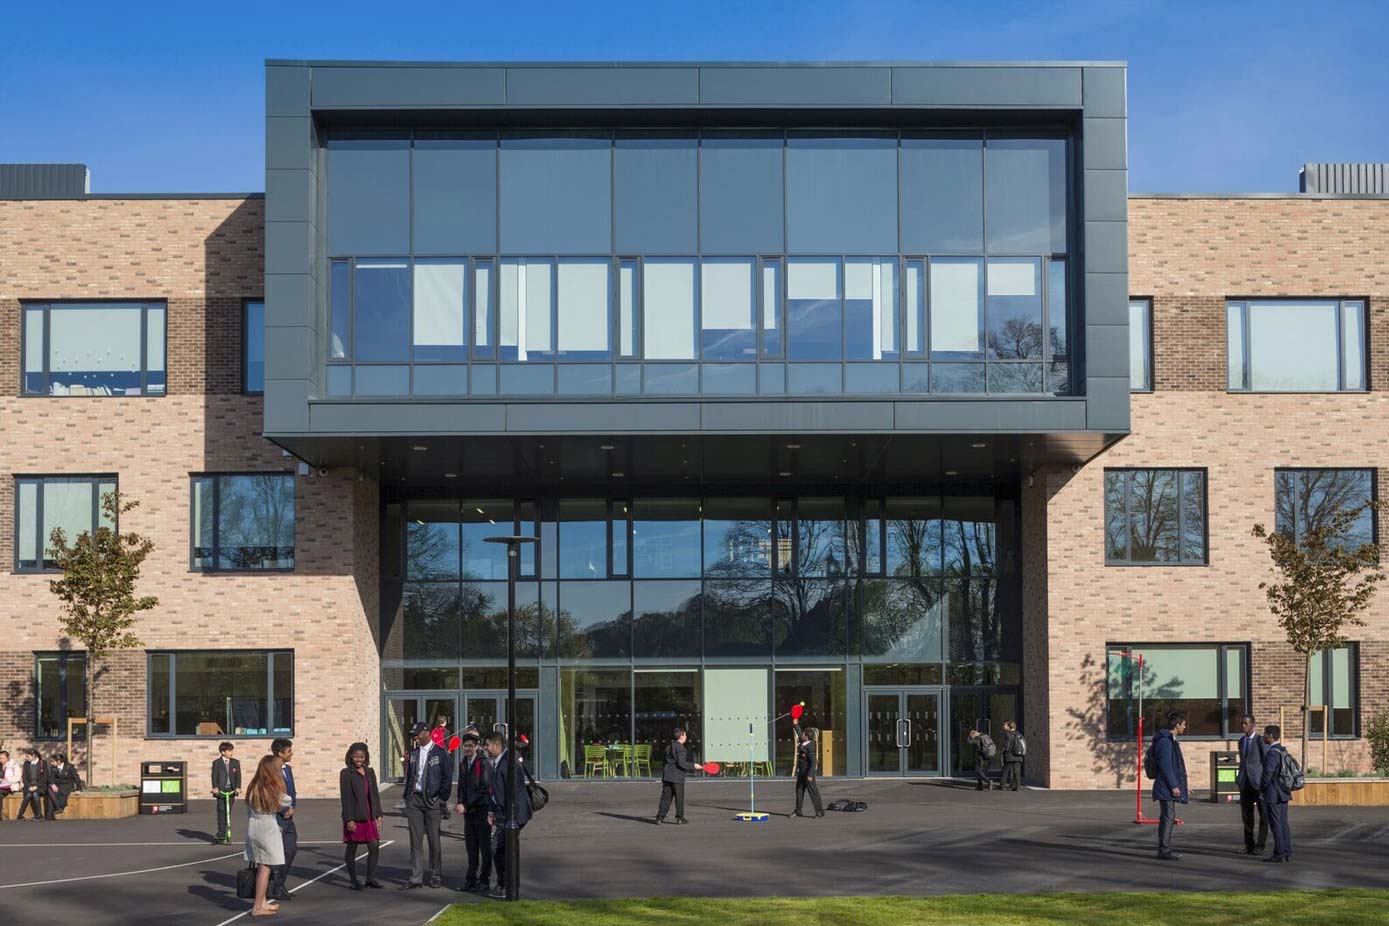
[47,490,157,784]
[1252,499,1383,768]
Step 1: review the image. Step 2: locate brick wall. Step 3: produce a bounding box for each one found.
[1041,196,1389,787]
[0,198,380,797]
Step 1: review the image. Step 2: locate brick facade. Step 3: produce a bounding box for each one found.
[1041,197,1389,787]
[0,198,380,797]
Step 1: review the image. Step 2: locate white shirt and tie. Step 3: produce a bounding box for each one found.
[413,743,431,794]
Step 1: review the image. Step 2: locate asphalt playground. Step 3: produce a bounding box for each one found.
[2,779,1387,926]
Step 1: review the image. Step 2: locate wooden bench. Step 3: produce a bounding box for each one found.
[2,789,139,819]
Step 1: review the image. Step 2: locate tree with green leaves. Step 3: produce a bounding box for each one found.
[47,490,157,784]
[1252,498,1383,769]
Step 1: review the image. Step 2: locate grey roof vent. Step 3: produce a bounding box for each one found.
[1299,162,1389,194]
[0,163,91,196]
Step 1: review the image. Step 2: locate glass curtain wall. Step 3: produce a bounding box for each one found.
[383,489,1021,778]
[326,130,1070,398]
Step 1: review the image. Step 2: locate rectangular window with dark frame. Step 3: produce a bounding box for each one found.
[22,301,166,397]
[1104,469,1207,565]
[190,474,295,571]
[148,650,293,737]
[14,475,117,572]
[243,300,265,394]
[1274,468,1376,552]
[1308,643,1359,738]
[35,652,87,740]
[1227,299,1366,392]
[1106,644,1247,739]
[1129,298,1152,391]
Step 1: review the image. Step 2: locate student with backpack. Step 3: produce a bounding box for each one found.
[1150,711,1188,861]
[1000,721,1026,791]
[967,728,997,791]
[1258,724,1299,863]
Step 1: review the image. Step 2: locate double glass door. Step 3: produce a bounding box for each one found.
[865,688,943,776]
[384,690,538,781]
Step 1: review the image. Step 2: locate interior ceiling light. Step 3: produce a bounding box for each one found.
[444,473,457,479]
[779,471,792,477]
[600,444,615,451]
[412,445,428,452]
[786,443,801,450]
[612,472,625,478]
[945,470,959,476]
[971,442,988,449]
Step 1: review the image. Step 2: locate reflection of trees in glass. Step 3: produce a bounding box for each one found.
[987,317,1043,359]
[632,586,701,658]
[704,518,771,577]
[1128,470,1179,561]
[701,580,772,656]
[887,517,939,576]
[1105,470,1206,563]
[406,520,457,579]
[944,519,995,576]
[797,515,847,576]
[1276,469,1375,551]
[219,475,294,568]
[772,580,849,654]
[1106,651,1204,738]
[948,580,1003,665]
[860,579,941,659]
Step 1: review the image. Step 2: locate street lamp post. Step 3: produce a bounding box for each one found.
[484,534,537,902]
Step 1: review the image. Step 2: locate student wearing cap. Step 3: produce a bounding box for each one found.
[399,721,453,890]
[453,731,493,893]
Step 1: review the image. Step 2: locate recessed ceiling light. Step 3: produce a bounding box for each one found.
[475,507,485,515]
[412,445,428,452]
[779,471,792,477]
[600,444,615,451]
[786,443,801,450]
[971,442,987,449]
[444,473,457,479]
[612,472,625,478]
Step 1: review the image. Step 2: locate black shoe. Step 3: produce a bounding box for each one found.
[487,886,506,899]
[674,817,688,824]
[399,881,423,890]
[654,815,663,824]
[791,811,804,817]
[429,875,442,889]
[814,811,824,818]
[271,889,293,902]
[350,882,364,891]
[467,882,490,894]
[1243,847,1261,855]
[365,880,384,889]
[1156,852,1182,861]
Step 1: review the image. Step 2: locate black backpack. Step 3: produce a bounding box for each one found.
[521,761,548,812]
[978,734,997,759]
[1143,742,1158,780]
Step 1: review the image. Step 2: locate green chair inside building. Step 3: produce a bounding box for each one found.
[613,744,634,777]
[632,743,652,777]
[583,745,609,778]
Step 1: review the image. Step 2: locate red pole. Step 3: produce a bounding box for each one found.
[1135,713,1144,824]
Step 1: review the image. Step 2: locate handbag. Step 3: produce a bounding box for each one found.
[522,763,548,812]
[235,863,257,899]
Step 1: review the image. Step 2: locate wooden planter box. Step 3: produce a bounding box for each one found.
[2,789,139,819]
[1292,778,1389,806]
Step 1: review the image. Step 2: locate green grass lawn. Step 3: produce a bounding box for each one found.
[433,889,1389,926]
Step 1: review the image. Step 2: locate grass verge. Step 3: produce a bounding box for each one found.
[432,889,1389,926]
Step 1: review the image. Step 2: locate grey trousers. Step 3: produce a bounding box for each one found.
[1157,799,1177,856]
[404,791,443,883]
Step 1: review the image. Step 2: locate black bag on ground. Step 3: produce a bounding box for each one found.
[235,864,257,899]
[826,799,868,812]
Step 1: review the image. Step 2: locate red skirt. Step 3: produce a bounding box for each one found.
[343,817,381,843]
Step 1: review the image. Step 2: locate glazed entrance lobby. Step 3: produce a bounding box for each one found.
[380,477,1022,782]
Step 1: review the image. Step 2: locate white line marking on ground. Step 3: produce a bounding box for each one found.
[211,839,396,926]
[425,903,452,923]
[0,850,244,889]
[0,841,348,848]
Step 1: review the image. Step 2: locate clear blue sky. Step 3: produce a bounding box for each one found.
[3,0,1385,193]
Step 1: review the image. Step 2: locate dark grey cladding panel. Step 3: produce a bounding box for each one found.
[311,402,507,434]
[265,221,315,276]
[1084,169,1128,222]
[311,66,506,107]
[506,67,699,105]
[266,116,315,171]
[1085,376,1130,432]
[265,326,315,382]
[266,65,310,117]
[1085,324,1130,379]
[894,400,1087,432]
[1084,220,1128,274]
[701,401,896,432]
[265,380,313,433]
[1082,117,1127,170]
[1085,272,1130,326]
[1083,67,1126,118]
[697,67,891,105]
[509,403,702,432]
[264,169,314,223]
[266,274,315,328]
[892,66,1082,107]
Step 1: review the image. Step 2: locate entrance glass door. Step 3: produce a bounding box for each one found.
[865,688,942,776]
[462,691,538,767]
[383,693,460,780]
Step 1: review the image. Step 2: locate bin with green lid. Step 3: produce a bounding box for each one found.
[1209,750,1239,803]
